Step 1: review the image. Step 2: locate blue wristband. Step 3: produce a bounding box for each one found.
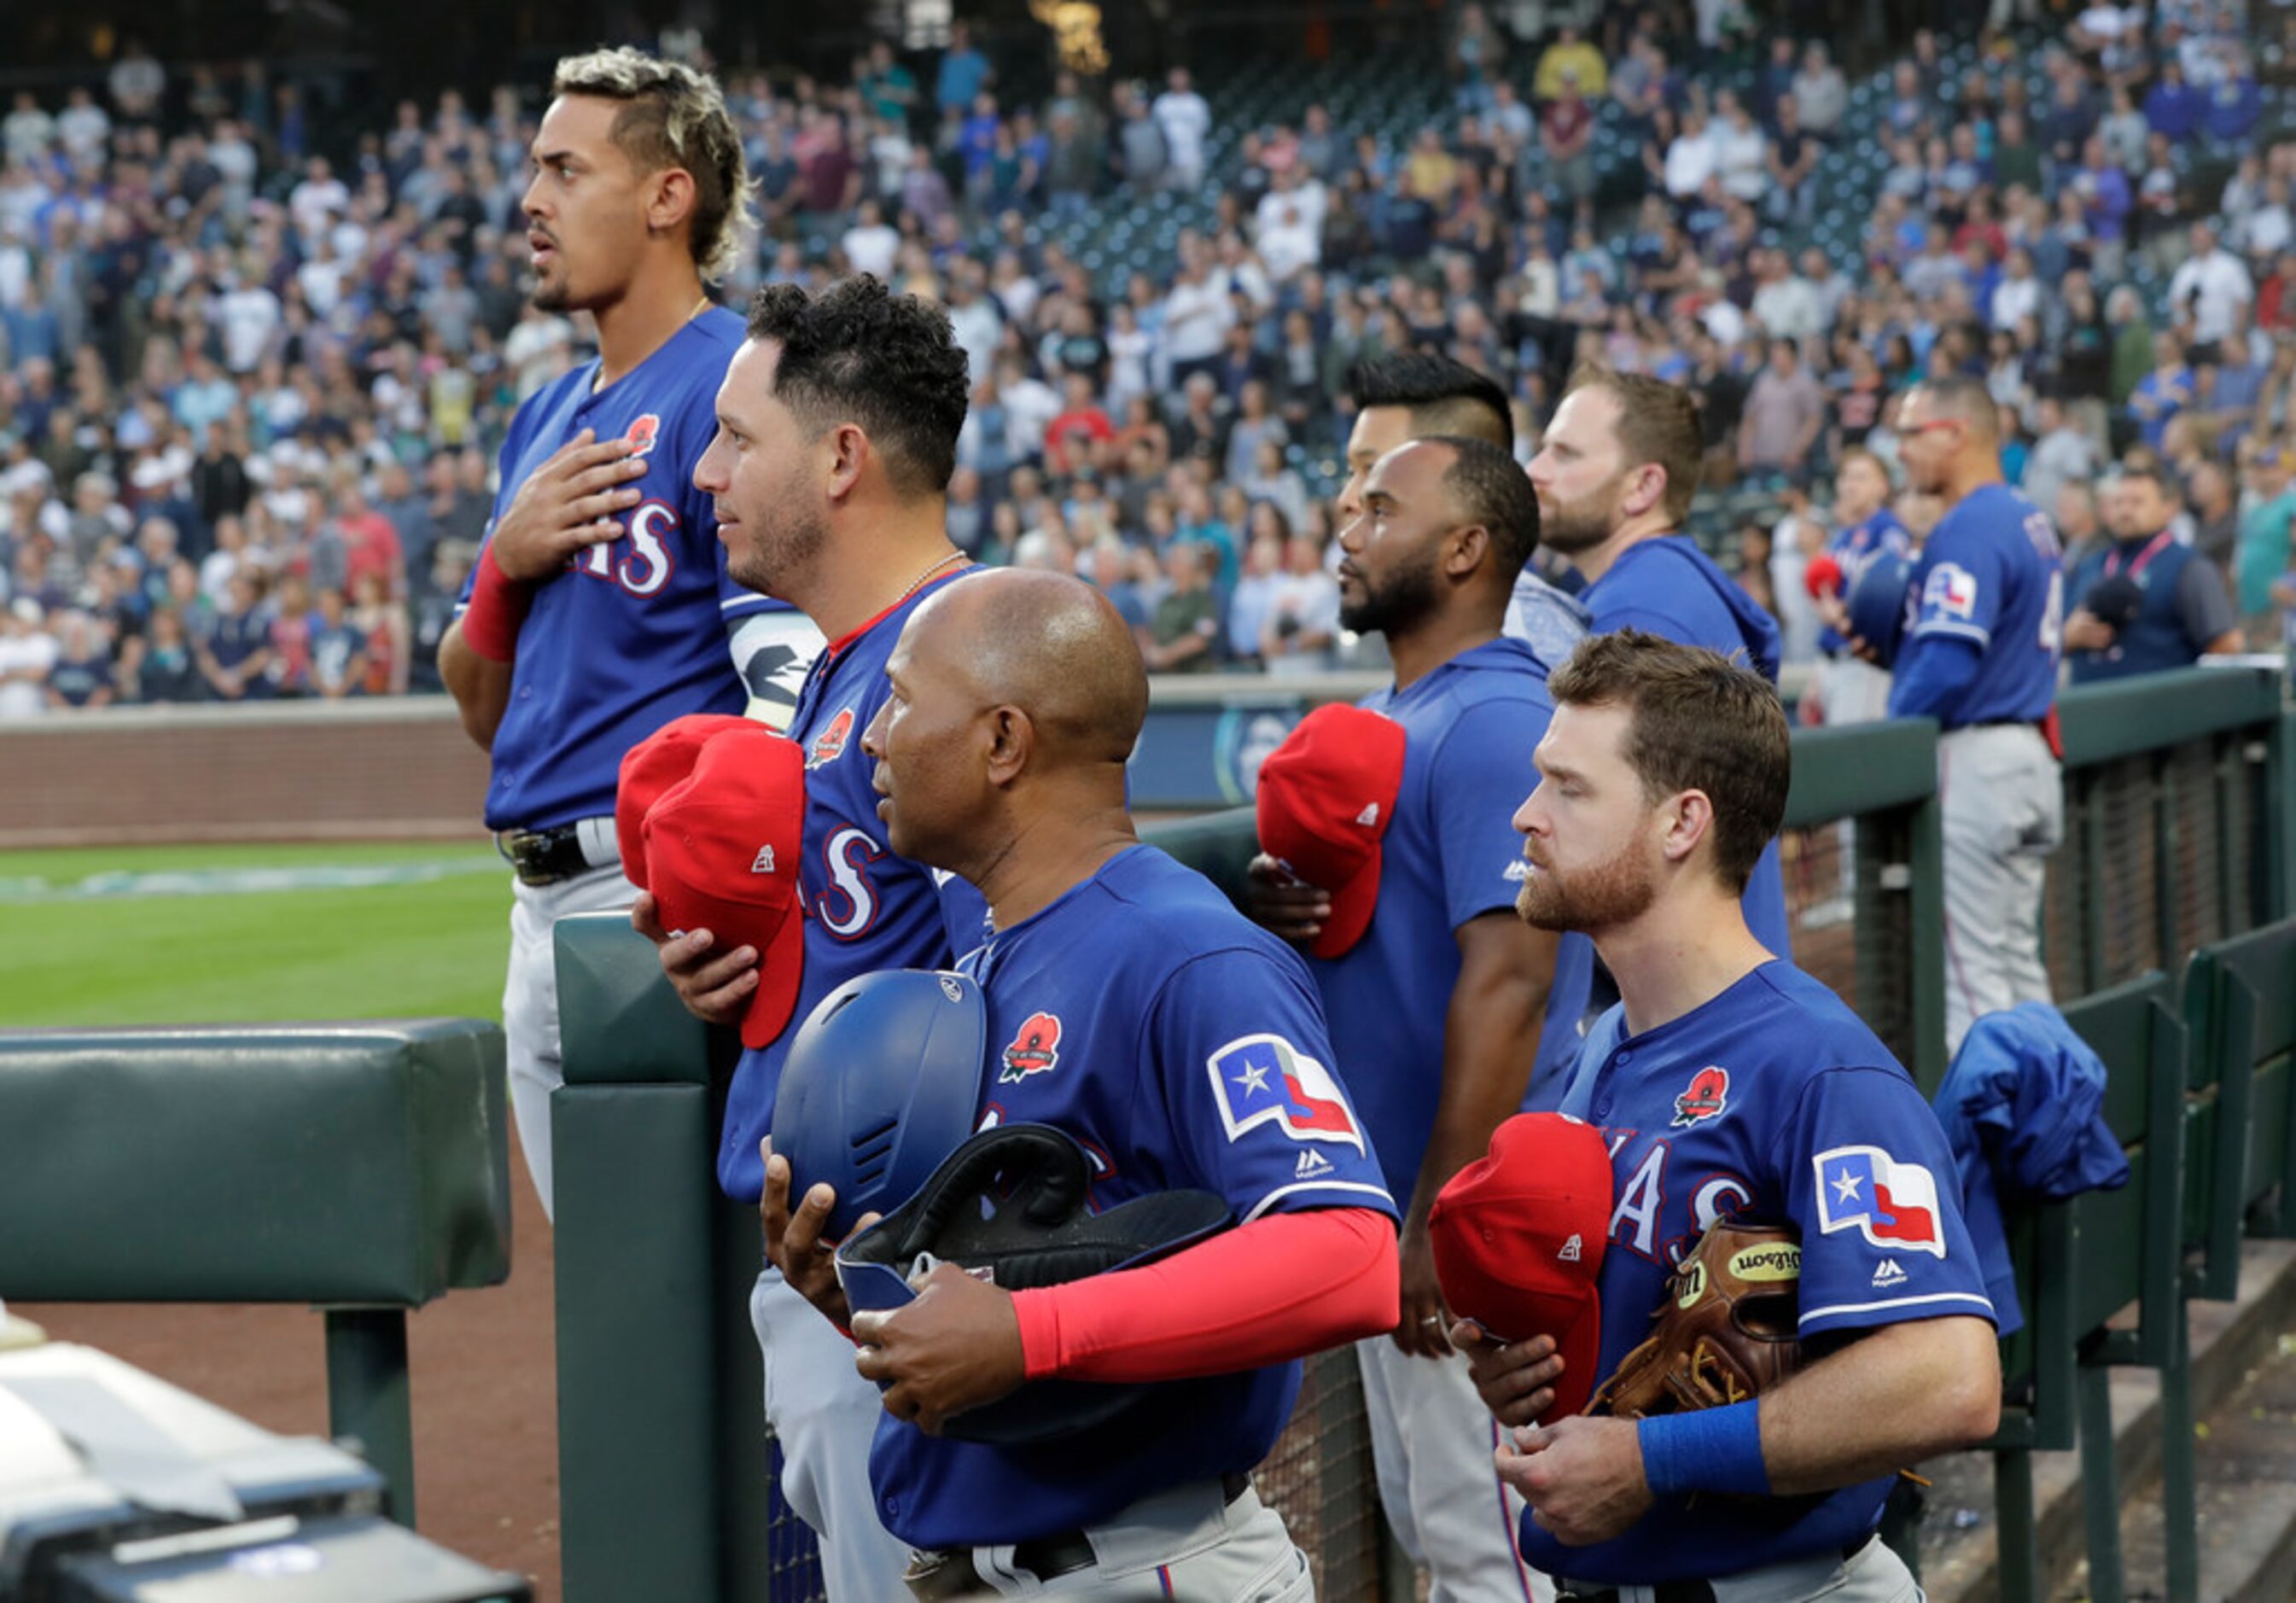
[1637,1402,1770,1499]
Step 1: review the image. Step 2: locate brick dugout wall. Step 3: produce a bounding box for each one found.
[0,701,492,848]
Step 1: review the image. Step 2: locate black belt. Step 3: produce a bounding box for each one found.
[1557,1536,1874,1603]
[496,821,608,887]
[904,1472,1252,1598]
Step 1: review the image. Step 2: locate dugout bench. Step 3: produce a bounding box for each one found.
[0,1020,515,1526]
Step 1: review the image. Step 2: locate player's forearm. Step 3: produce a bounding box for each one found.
[1755,1316,1999,1495]
[439,621,513,752]
[1413,924,1554,1218]
[1011,1206,1398,1384]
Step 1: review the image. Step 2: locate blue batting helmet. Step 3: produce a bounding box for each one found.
[1846,554,1917,669]
[769,968,988,1239]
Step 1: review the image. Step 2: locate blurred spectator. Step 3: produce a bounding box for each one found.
[1534,26,1609,101]
[1261,532,1340,676]
[2065,463,2242,680]
[0,598,55,717]
[2239,446,2296,638]
[1151,68,1211,191]
[1792,42,1848,137]
[1739,341,1827,478]
[306,582,366,699]
[44,609,115,708]
[131,606,203,702]
[1142,539,1221,672]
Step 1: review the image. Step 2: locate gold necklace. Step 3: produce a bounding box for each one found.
[687,293,711,322]
[898,550,965,601]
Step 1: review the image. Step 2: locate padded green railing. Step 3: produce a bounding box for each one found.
[0,1020,513,1524]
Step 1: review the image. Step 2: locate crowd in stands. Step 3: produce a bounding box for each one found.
[3,3,2295,714]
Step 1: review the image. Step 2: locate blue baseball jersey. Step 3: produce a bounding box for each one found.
[463,306,789,831]
[871,845,1397,1548]
[1307,637,1588,1198]
[1531,961,1994,1585]
[1887,483,2061,728]
[1582,535,1791,956]
[718,571,990,1200]
[1820,509,1914,657]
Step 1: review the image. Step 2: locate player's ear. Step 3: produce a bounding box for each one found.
[644,163,697,244]
[1661,788,1717,869]
[823,423,870,501]
[1443,522,1490,580]
[1622,463,1667,521]
[983,703,1032,786]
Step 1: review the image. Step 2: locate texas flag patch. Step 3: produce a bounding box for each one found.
[1923,563,1978,622]
[1814,1145,1946,1258]
[1208,1035,1365,1152]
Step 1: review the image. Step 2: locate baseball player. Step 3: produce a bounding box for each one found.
[1809,447,1912,730]
[436,48,821,1216]
[766,568,1401,1599]
[1805,448,1913,920]
[1248,434,1578,1603]
[1460,631,2000,1599]
[1332,353,1591,674]
[1323,353,1594,1101]
[1881,375,2063,1053]
[634,277,988,1599]
[2062,462,2242,684]
[1525,365,1791,957]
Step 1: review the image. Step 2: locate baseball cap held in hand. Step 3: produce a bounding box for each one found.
[1430,1111,1614,1425]
[615,713,760,892]
[644,726,808,1051]
[1254,703,1407,959]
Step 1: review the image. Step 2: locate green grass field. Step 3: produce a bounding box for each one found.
[0,842,514,1028]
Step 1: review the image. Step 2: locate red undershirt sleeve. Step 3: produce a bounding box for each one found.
[1011,1206,1399,1384]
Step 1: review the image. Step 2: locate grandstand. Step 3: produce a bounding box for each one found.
[4,1,2294,705]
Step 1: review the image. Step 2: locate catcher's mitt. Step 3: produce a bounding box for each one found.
[1586,1218,1803,1418]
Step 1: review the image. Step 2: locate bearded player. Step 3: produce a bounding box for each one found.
[439,48,823,1216]
[1456,632,1996,1599]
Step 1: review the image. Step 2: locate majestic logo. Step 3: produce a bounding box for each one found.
[1504,859,1529,883]
[1671,1066,1730,1128]
[1815,1146,1946,1257]
[808,708,857,769]
[749,846,777,875]
[1872,1258,1909,1289]
[1558,1233,1583,1262]
[998,1013,1064,1084]
[1208,1035,1366,1151]
[1925,563,1978,621]
[1355,803,1380,828]
[1295,1149,1335,1180]
[625,412,663,458]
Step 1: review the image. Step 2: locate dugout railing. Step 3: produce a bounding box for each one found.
[0,1019,514,1527]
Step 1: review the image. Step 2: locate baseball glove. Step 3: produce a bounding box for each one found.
[1586,1218,1804,1418]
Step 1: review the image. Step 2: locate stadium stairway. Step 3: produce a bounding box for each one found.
[1920,1238,2296,1602]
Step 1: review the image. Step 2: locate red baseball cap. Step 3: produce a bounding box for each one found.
[1429,1112,1614,1425]
[1254,704,1407,959]
[615,714,760,892]
[643,727,808,1051]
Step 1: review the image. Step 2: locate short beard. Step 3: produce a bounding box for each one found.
[1338,549,1440,636]
[1538,475,1629,556]
[533,276,571,313]
[1515,841,1658,933]
[726,500,829,600]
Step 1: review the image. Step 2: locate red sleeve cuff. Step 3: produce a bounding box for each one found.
[458,544,530,663]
